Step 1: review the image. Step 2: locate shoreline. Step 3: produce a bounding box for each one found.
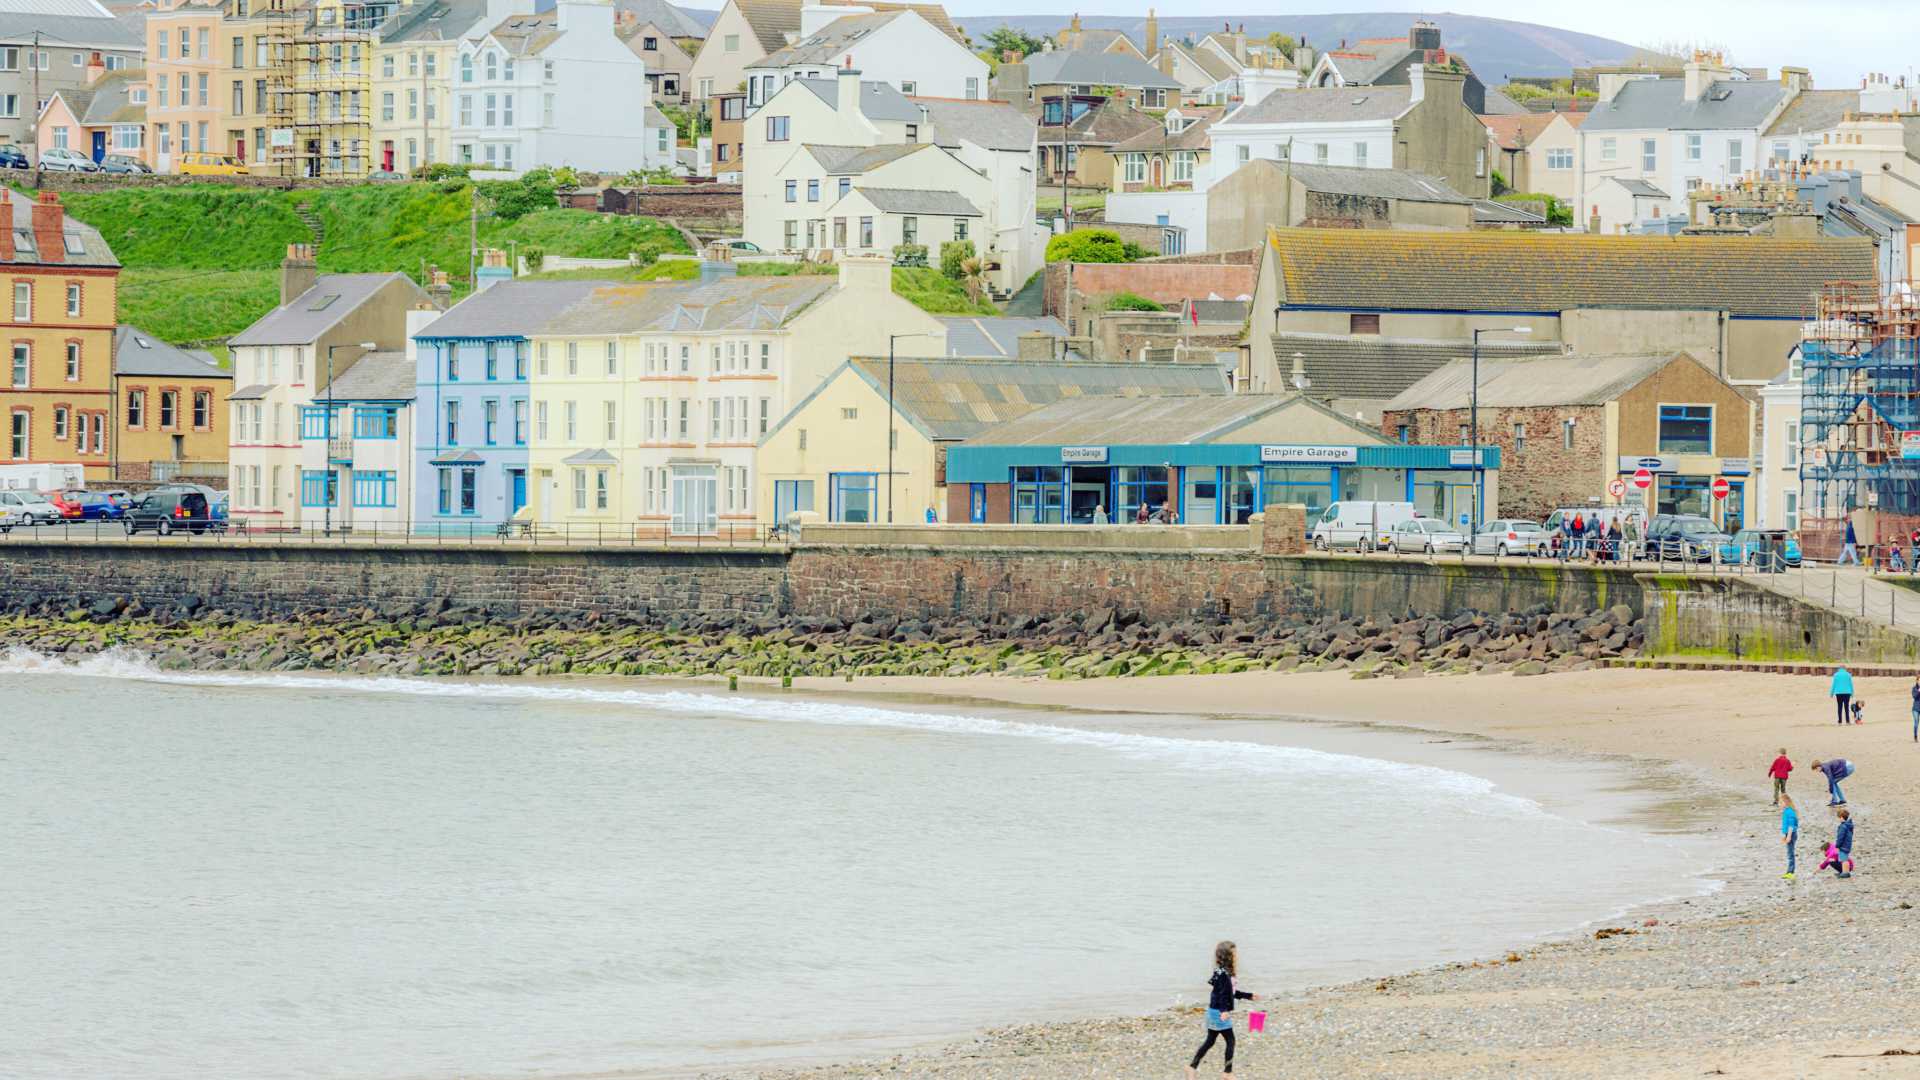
[722,669,1920,1080]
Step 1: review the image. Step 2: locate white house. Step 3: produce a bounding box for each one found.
[298,339,421,533]
[451,0,668,174]
[1577,54,1804,232]
[1755,354,1802,532]
[744,6,985,106]
[1200,74,1410,191]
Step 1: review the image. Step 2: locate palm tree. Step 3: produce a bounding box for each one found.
[960,255,988,305]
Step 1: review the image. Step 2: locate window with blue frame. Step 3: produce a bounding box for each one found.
[513,341,528,380]
[300,469,339,507]
[351,470,396,507]
[1223,465,1262,524]
[353,405,398,438]
[1115,465,1170,523]
[485,341,499,380]
[1657,404,1713,454]
[436,466,479,515]
[445,400,459,444]
[300,406,342,439]
[446,346,460,381]
[773,479,815,522]
[829,472,878,522]
[1012,465,1066,523]
[969,484,986,523]
[1261,466,1333,520]
[483,399,498,445]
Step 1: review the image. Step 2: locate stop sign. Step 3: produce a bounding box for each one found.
[1632,468,1654,490]
[1711,477,1731,500]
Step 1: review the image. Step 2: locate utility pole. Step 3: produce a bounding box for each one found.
[1058,94,1071,231]
[468,185,477,289]
[420,50,429,173]
[30,30,42,161]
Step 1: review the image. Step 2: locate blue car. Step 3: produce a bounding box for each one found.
[1719,529,1801,567]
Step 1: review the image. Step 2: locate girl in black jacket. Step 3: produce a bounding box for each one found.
[1187,940,1257,1076]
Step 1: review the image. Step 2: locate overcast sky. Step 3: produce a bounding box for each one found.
[959,1,1912,88]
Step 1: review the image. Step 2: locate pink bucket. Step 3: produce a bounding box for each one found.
[1247,1011,1266,1032]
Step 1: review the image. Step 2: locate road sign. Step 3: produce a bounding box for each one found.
[1632,468,1654,490]
[1607,478,1627,499]
[1711,476,1731,501]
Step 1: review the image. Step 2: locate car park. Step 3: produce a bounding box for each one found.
[0,490,60,525]
[1471,519,1549,556]
[123,489,218,535]
[99,154,151,174]
[0,143,30,169]
[1720,529,1801,569]
[1385,517,1467,553]
[1644,514,1729,561]
[38,147,100,172]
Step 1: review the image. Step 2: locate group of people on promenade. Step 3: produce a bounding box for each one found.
[1549,512,1637,562]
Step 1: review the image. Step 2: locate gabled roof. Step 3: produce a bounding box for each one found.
[420,280,619,339]
[936,315,1071,357]
[1222,84,1413,126]
[1109,114,1215,154]
[541,275,838,335]
[1265,226,1876,319]
[0,0,140,50]
[818,0,960,41]
[837,357,1231,440]
[1480,111,1560,150]
[315,350,415,401]
[755,11,911,68]
[1024,49,1181,91]
[380,0,494,44]
[1161,40,1236,84]
[791,76,922,122]
[917,98,1035,153]
[1272,330,1561,401]
[79,69,147,126]
[963,391,1377,447]
[806,142,926,174]
[1765,89,1860,138]
[613,0,709,40]
[563,447,621,465]
[1385,352,1696,411]
[735,0,802,55]
[1582,77,1787,132]
[855,186,980,215]
[3,190,118,269]
[1038,97,1161,149]
[1239,160,1471,204]
[113,325,232,379]
[230,273,424,346]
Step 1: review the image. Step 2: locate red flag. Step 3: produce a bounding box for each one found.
[1189,301,1199,326]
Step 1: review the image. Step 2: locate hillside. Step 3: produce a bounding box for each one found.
[978,11,1637,81]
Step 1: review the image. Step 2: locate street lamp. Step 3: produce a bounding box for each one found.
[1469,326,1531,535]
[323,340,378,535]
[885,332,935,523]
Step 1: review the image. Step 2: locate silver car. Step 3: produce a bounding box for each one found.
[38,147,99,172]
[1386,517,1468,553]
[0,489,60,525]
[1472,519,1549,556]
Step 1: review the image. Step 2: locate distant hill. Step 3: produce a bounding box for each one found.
[949,11,1636,81]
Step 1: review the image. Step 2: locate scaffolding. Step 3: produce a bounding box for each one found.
[259,0,374,178]
[1799,279,1920,559]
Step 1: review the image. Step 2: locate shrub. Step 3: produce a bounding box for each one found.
[414,162,473,181]
[940,239,976,280]
[522,247,545,272]
[1045,229,1130,263]
[1101,291,1162,312]
[892,243,929,267]
[477,167,558,221]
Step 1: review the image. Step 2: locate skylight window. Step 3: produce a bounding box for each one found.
[135,336,153,348]
[63,235,84,255]
[308,294,340,311]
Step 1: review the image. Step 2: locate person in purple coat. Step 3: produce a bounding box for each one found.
[1811,757,1854,806]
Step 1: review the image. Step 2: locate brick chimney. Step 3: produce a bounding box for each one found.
[85,51,106,85]
[281,242,317,304]
[0,192,13,262]
[427,268,453,309]
[31,193,66,264]
[1145,7,1158,56]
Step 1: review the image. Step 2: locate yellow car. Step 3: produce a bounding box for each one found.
[178,152,249,176]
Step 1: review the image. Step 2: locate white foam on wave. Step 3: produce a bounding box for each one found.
[4,646,1533,807]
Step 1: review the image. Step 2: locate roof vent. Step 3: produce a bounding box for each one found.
[1710,88,1732,101]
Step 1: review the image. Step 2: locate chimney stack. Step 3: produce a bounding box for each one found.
[281,242,318,304]
[1145,8,1158,56]
[836,66,862,114]
[0,192,13,262]
[1016,330,1056,361]
[837,253,892,296]
[31,193,66,265]
[85,51,105,85]
[427,268,453,309]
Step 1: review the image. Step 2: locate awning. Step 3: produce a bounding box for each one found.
[429,449,486,466]
[562,448,620,465]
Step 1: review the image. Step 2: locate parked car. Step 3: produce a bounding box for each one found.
[1309,500,1419,551]
[1472,519,1549,556]
[38,147,100,172]
[1720,529,1801,569]
[1644,514,1729,561]
[178,152,248,175]
[1386,517,1467,554]
[99,153,151,174]
[0,489,60,524]
[367,169,405,181]
[0,143,30,169]
[123,489,218,535]
[47,490,89,520]
[75,492,128,520]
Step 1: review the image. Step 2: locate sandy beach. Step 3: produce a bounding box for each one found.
[729,668,1920,1080]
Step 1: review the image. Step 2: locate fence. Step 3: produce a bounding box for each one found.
[0,518,789,549]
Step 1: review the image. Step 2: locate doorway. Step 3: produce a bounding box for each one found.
[1068,466,1109,523]
[1184,469,1219,525]
[1150,155,1163,188]
[382,141,395,171]
[671,465,718,534]
[91,130,106,163]
[508,468,527,515]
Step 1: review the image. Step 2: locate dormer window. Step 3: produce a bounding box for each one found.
[485,51,497,80]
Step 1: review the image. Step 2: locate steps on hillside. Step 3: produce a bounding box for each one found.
[293,201,324,255]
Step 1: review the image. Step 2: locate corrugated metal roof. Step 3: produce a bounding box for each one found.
[1582,77,1786,132]
[1384,352,1688,410]
[1272,330,1561,401]
[961,391,1376,447]
[843,357,1228,439]
[230,273,423,346]
[418,279,615,339]
[113,325,231,379]
[315,350,415,401]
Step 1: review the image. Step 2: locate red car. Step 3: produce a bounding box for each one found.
[48,490,87,520]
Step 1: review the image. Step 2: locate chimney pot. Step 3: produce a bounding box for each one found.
[30,192,65,264]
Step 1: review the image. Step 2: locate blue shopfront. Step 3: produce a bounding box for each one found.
[945,443,1502,527]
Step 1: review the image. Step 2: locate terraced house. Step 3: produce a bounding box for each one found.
[112,325,231,484]
[1,191,119,485]
[523,257,941,536]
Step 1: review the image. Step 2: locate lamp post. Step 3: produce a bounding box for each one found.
[886,332,934,523]
[1469,326,1531,536]
[323,340,378,535]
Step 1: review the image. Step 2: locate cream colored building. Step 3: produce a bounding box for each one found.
[1482,110,1583,207]
[524,256,944,535]
[371,0,525,172]
[685,0,795,101]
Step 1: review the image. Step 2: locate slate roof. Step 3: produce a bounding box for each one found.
[1187,299,1248,323]
[418,280,615,339]
[1582,77,1788,132]
[484,12,562,57]
[380,0,493,44]
[756,11,909,68]
[612,0,708,39]
[1272,331,1561,402]
[856,187,980,215]
[1479,86,1529,115]
[807,142,926,174]
[542,275,837,335]
[936,315,1070,357]
[840,357,1230,440]
[1064,27,1135,55]
[1472,199,1546,224]
[1038,97,1161,149]
[1222,84,1413,126]
[1385,352,1693,411]
[0,0,140,49]
[1265,226,1873,319]
[79,69,146,125]
[1024,49,1181,91]
[793,76,922,122]
[961,391,1376,447]
[917,98,1035,153]
[3,190,118,269]
[227,384,271,401]
[1268,161,1472,203]
[315,350,415,401]
[1166,41,1236,83]
[1109,114,1215,154]
[230,273,424,346]
[1612,177,1669,198]
[735,0,802,55]
[1765,89,1860,137]
[113,325,232,379]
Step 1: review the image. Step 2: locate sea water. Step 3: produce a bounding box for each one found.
[0,650,1716,1079]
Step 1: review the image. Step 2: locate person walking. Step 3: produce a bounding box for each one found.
[1571,512,1586,558]
[1839,518,1860,565]
[1187,941,1257,1078]
[1831,807,1856,878]
[1911,673,1919,743]
[1768,748,1793,806]
[1606,519,1624,563]
[1811,757,1855,806]
[1780,793,1799,881]
[1831,667,1855,725]
[1624,515,1641,562]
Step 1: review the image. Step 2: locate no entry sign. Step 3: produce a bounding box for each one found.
[1711,477,1731,501]
[1632,468,1654,490]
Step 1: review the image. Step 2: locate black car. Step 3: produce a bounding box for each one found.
[123,489,221,535]
[99,153,151,174]
[0,143,29,169]
[1644,514,1728,561]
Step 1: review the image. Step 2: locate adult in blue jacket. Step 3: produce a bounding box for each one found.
[1811,757,1855,806]
[1831,667,1855,725]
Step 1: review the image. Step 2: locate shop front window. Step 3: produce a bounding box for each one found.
[1412,469,1477,531]
[1658,474,1712,517]
[1013,466,1065,524]
[1224,466,1262,524]
[1116,466,1170,523]
[1262,466,1333,520]
[1341,467,1405,501]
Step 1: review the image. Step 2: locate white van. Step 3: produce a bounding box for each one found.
[1309,500,1419,551]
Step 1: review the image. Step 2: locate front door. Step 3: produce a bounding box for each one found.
[382,141,395,171]
[235,136,246,164]
[90,130,105,162]
[670,465,718,535]
[1184,469,1219,525]
[1150,155,1163,188]
[509,469,527,514]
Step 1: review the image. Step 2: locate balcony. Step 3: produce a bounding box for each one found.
[327,436,353,464]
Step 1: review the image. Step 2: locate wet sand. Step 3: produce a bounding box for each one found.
[723,668,1920,1080]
